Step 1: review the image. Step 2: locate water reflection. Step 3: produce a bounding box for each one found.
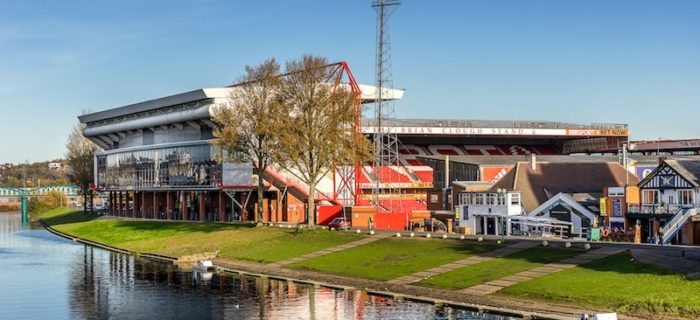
[0,212,518,320]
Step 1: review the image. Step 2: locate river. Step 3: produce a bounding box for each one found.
[0,212,518,320]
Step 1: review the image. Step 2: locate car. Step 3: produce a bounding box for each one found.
[328,217,351,230]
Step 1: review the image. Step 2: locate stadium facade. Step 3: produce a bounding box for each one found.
[79,73,699,243]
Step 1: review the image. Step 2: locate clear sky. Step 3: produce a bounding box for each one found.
[1,0,698,163]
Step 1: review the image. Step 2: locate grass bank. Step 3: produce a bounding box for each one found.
[290,238,496,281]
[417,247,583,290]
[38,210,364,263]
[499,252,700,318]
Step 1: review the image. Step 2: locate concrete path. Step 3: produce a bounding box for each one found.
[387,241,539,285]
[460,247,627,296]
[270,233,391,268]
[631,248,700,278]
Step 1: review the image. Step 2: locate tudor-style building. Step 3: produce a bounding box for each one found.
[628,159,700,245]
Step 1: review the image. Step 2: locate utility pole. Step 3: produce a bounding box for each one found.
[371,0,401,218]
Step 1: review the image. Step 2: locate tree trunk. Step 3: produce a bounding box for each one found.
[89,189,94,214]
[83,187,88,214]
[307,181,316,227]
[257,168,264,225]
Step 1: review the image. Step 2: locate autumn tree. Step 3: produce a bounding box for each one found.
[212,58,283,224]
[276,55,372,227]
[65,121,100,213]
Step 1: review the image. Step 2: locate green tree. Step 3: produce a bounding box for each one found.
[276,55,372,227]
[212,58,284,224]
[65,121,100,213]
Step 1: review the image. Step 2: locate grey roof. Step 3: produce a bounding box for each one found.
[78,89,214,124]
[419,154,700,166]
[362,118,627,130]
[665,160,700,187]
[420,155,620,166]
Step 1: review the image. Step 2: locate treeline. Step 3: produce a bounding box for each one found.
[0,161,69,187]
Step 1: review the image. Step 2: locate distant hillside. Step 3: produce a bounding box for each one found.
[0,160,69,187]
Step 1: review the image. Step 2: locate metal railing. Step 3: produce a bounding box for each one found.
[627,203,699,215]
[660,208,698,244]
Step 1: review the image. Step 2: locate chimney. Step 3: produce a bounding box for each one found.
[530,153,537,171]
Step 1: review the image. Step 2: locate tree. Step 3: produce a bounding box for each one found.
[276,55,372,227]
[65,121,100,213]
[212,58,284,224]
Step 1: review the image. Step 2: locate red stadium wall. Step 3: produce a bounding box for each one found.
[318,205,343,225]
[374,212,410,231]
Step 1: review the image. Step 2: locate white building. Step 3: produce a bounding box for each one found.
[456,190,522,235]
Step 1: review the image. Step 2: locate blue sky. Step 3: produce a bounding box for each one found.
[1,0,699,163]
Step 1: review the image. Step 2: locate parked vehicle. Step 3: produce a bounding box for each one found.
[328,217,351,230]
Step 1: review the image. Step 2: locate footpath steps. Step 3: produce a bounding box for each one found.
[270,233,391,268]
[387,241,539,285]
[460,247,627,296]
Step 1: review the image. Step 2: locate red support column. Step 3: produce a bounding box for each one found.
[152,192,159,220]
[117,192,123,217]
[124,191,134,218]
[218,191,225,222]
[141,192,147,218]
[134,192,140,219]
[166,192,174,220]
[109,192,114,215]
[199,192,206,222]
[240,193,247,223]
[181,192,188,221]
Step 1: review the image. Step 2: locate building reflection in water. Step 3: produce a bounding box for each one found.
[67,245,517,320]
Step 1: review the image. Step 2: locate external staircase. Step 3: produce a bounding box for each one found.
[661,207,699,244]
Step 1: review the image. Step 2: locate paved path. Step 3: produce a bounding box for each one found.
[460,247,627,296]
[630,248,700,277]
[269,233,391,268]
[387,241,539,285]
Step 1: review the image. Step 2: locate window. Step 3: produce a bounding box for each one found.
[459,193,473,205]
[510,193,520,206]
[678,190,694,206]
[475,194,484,205]
[497,193,506,206]
[642,190,659,204]
[429,194,439,204]
[486,193,495,205]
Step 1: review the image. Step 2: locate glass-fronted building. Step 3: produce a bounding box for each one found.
[79,88,270,222]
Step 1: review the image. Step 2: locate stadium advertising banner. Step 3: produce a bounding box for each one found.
[636,166,657,180]
[362,126,628,136]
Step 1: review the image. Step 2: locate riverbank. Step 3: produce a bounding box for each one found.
[38,209,700,319]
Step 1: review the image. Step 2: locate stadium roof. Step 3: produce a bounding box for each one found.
[361,118,629,137]
[419,155,700,166]
[80,85,404,125]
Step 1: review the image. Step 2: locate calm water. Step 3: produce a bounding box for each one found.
[0,212,518,320]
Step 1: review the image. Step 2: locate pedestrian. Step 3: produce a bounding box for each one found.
[368,216,374,230]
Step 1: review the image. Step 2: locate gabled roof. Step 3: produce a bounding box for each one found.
[527,192,597,222]
[666,160,700,187]
[639,159,700,188]
[491,161,637,212]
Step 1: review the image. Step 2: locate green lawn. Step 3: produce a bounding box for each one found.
[42,211,364,263]
[37,207,100,225]
[290,238,496,281]
[417,247,583,290]
[499,252,700,318]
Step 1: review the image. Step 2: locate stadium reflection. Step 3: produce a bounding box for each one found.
[0,212,517,320]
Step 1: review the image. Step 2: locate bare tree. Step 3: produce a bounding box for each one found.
[276,55,372,227]
[212,58,283,224]
[65,121,100,213]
